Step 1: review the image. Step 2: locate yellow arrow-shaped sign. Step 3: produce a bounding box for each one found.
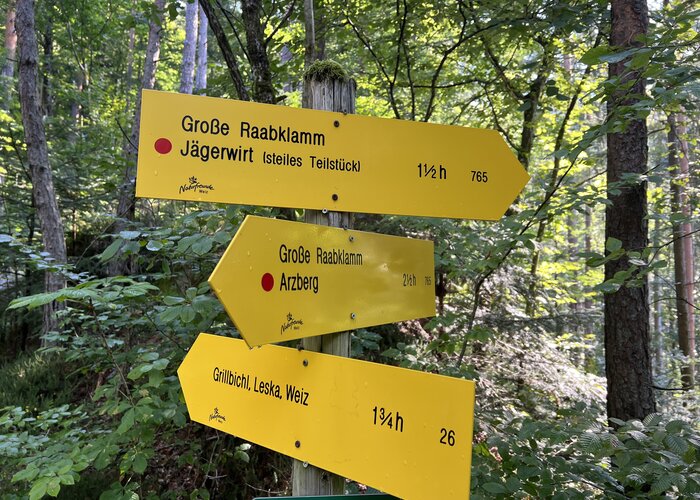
[136,90,529,220]
[209,215,435,347]
[178,333,476,499]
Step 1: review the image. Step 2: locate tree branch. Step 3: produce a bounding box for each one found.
[265,0,296,46]
[199,0,250,100]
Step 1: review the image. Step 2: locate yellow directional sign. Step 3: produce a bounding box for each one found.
[209,215,435,347]
[178,333,476,500]
[136,90,528,220]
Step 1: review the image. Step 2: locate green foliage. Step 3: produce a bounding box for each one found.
[472,407,700,498]
[0,353,79,411]
[1,206,288,498]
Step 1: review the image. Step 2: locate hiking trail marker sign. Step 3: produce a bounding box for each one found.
[208,215,435,347]
[178,333,476,500]
[136,90,529,220]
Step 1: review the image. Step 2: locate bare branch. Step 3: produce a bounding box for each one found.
[266,0,297,46]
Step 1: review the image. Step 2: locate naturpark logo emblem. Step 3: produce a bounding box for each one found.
[179,176,215,195]
[281,312,303,336]
[209,407,226,423]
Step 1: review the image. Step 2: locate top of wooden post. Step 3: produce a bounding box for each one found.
[304,60,348,82]
[302,60,355,115]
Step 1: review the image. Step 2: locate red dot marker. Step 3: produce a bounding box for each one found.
[154,138,172,154]
[261,273,274,292]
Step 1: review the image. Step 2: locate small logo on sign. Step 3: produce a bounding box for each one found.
[209,407,226,423]
[281,312,303,335]
[180,176,215,195]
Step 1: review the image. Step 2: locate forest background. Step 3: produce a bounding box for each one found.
[0,0,698,498]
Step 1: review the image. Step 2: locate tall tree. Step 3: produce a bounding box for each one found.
[197,0,248,100]
[604,0,656,422]
[179,0,198,94]
[16,0,67,338]
[668,112,696,388]
[303,0,315,69]
[195,4,207,92]
[111,0,165,275]
[241,0,275,104]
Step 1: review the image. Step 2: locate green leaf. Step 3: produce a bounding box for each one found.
[666,420,686,433]
[55,459,73,475]
[191,236,213,256]
[122,241,141,254]
[579,432,603,452]
[132,453,147,474]
[163,296,185,306]
[148,370,165,388]
[117,409,135,434]
[482,482,507,494]
[606,237,623,252]
[58,473,75,486]
[29,477,50,500]
[99,240,122,262]
[128,363,152,380]
[505,476,521,492]
[160,306,182,323]
[665,434,689,455]
[179,306,196,323]
[119,230,141,240]
[151,358,169,370]
[600,48,639,64]
[46,477,60,497]
[643,413,662,427]
[213,231,232,244]
[146,240,163,251]
[12,466,39,483]
[580,45,611,65]
[8,291,62,310]
[650,474,673,496]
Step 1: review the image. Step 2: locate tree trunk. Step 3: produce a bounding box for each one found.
[124,22,136,115]
[668,112,696,388]
[314,0,325,61]
[303,0,315,69]
[651,219,664,376]
[194,4,207,92]
[179,0,197,94]
[111,0,165,275]
[197,0,248,100]
[40,15,52,116]
[292,66,355,497]
[605,0,655,423]
[241,0,274,104]
[70,71,84,136]
[2,0,16,76]
[16,0,67,340]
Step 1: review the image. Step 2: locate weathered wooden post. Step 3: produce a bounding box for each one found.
[292,60,355,496]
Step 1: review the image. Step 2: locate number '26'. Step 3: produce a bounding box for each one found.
[440,428,455,446]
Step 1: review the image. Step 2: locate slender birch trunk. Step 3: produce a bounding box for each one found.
[179,0,197,94]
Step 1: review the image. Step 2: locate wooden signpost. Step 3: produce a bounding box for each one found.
[178,333,476,500]
[208,215,435,347]
[135,89,529,220]
[136,70,529,499]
